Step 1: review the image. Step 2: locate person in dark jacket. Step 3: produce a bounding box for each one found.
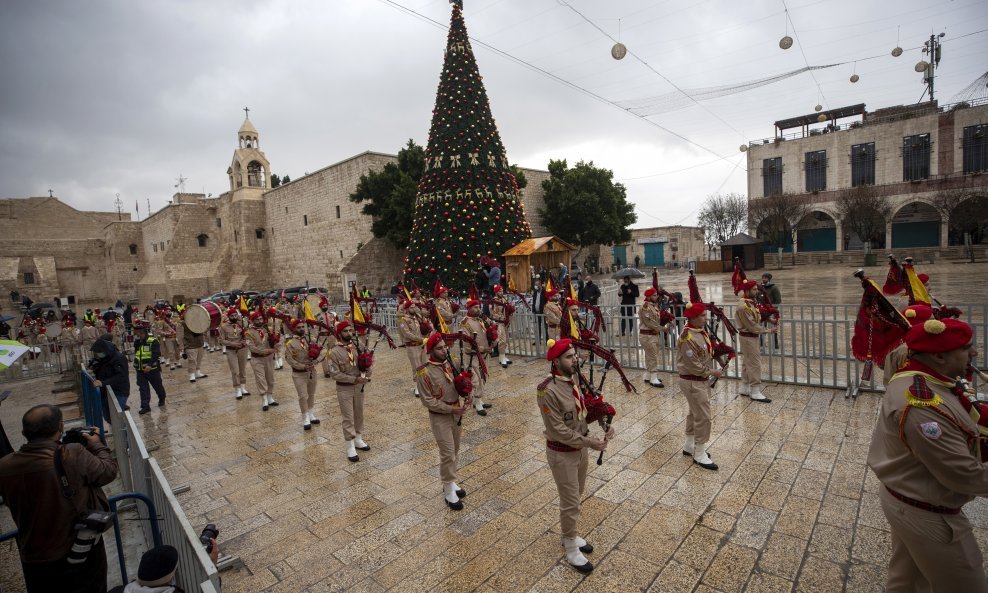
[90,337,130,424]
[619,277,639,335]
[531,278,547,345]
[582,276,601,305]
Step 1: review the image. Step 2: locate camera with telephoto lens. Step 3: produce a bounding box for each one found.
[61,427,96,445]
[67,511,115,564]
[200,524,219,553]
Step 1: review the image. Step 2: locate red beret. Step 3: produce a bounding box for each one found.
[905,318,973,353]
[425,332,445,352]
[546,338,573,361]
[644,288,657,298]
[545,289,559,299]
[918,273,930,285]
[466,299,480,309]
[227,308,239,317]
[740,280,758,292]
[336,320,351,333]
[288,318,303,331]
[402,300,414,309]
[684,302,707,319]
[493,285,502,293]
[565,298,579,308]
[901,304,933,327]
[249,311,264,321]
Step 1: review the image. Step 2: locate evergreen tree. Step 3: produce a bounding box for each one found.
[350,139,424,249]
[403,1,532,293]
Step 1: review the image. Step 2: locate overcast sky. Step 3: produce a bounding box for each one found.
[1,0,985,228]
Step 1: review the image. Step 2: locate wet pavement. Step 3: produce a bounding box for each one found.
[1,260,987,592]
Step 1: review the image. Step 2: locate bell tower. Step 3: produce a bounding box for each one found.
[227,107,271,197]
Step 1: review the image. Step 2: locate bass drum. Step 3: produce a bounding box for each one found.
[45,322,64,338]
[184,302,223,334]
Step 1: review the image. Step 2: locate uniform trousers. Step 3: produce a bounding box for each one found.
[163,337,179,362]
[469,356,486,399]
[137,368,166,409]
[640,333,661,372]
[429,412,461,482]
[336,383,365,441]
[207,330,219,349]
[496,322,508,351]
[678,377,712,445]
[878,486,988,593]
[546,447,588,538]
[292,368,318,412]
[739,335,762,387]
[225,348,248,387]
[405,344,424,378]
[185,347,203,373]
[250,353,275,394]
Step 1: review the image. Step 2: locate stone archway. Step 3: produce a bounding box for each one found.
[891,201,940,248]
[947,195,988,246]
[247,160,266,188]
[796,211,837,252]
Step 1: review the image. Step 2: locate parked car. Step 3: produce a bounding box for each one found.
[202,291,232,303]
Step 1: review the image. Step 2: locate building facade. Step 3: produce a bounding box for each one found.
[745,100,988,254]
[0,117,551,307]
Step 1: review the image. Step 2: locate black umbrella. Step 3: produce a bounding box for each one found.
[611,268,646,280]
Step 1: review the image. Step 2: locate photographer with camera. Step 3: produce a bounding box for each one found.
[108,537,219,593]
[0,404,118,593]
[90,336,131,427]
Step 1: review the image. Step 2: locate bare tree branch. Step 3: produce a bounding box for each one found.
[834,185,893,249]
[697,193,748,252]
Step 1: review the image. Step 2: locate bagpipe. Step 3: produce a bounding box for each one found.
[571,340,634,464]
[442,331,488,425]
[732,258,779,324]
[851,269,912,381]
[650,270,679,327]
[688,270,737,384]
[883,255,962,320]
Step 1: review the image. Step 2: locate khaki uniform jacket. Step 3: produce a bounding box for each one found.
[639,301,667,332]
[59,327,81,347]
[219,321,245,348]
[245,325,275,356]
[319,312,338,349]
[544,301,562,327]
[435,299,455,326]
[328,343,369,384]
[416,359,460,414]
[81,325,100,346]
[460,315,490,355]
[882,343,909,386]
[154,318,177,339]
[284,335,324,370]
[491,297,512,324]
[734,299,763,334]
[398,315,422,346]
[867,366,988,508]
[676,325,714,377]
[537,374,593,449]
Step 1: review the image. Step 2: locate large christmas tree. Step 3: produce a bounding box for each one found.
[403,0,532,293]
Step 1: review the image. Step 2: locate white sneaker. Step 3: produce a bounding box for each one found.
[693,445,718,470]
[234,388,243,401]
[749,386,772,403]
[303,412,311,430]
[189,373,196,383]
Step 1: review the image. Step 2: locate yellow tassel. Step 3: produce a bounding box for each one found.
[905,391,943,408]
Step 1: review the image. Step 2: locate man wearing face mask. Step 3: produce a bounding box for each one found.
[89,337,131,427]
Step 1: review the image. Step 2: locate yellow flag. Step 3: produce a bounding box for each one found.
[352,297,366,323]
[403,284,412,301]
[302,299,317,322]
[238,295,249,313]
[568,278,578,300]
[436,309,448,334]
[904,266,932,306]
[507,274,516,291]
[567,310,580,339]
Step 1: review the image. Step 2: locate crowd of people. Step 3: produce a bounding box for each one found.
[1,255,985,589]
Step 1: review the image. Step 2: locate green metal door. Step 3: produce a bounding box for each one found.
[643,242,665,266]
[611,245,627,267]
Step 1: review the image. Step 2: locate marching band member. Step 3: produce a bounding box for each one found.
[182,321,208,383]
[245,311,279,411]
[284,319,326,431]
[398,301,427,397]
[734,280,775,403]
[537,338,612,573]
[460,300,493,416]
[638,288,671,388]
[328,321,371,462]
[416,333,472,510]
[543,289,563,341]
[219,309,250,400]
[490,285,515,368]
[318,297,338,378]
[677,302,721,471]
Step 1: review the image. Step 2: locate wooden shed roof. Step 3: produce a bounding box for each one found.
[502,236,575,256]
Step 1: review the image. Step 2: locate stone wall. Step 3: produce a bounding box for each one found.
[516,167,550,237]
[103,221,144,303]
[264,151,395,296]
[339,237,407,299]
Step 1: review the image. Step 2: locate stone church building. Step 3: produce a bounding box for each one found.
[0,117,550,307]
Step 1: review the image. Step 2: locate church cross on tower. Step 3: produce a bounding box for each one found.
[243,106,250,119]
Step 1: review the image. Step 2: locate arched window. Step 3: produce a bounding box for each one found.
[247,161,266,188]
[197,234,209,248]
[129,244,138,256]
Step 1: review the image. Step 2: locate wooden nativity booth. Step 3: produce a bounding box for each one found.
[502,236,575,293]
[719,232,764,273]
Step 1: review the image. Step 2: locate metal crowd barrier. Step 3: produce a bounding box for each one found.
[86,373,222,591]
[365,301,987,394]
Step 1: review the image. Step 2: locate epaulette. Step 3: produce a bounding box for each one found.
[904,375,944,408]
[537,375,553,395]
[415,363,429,375]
